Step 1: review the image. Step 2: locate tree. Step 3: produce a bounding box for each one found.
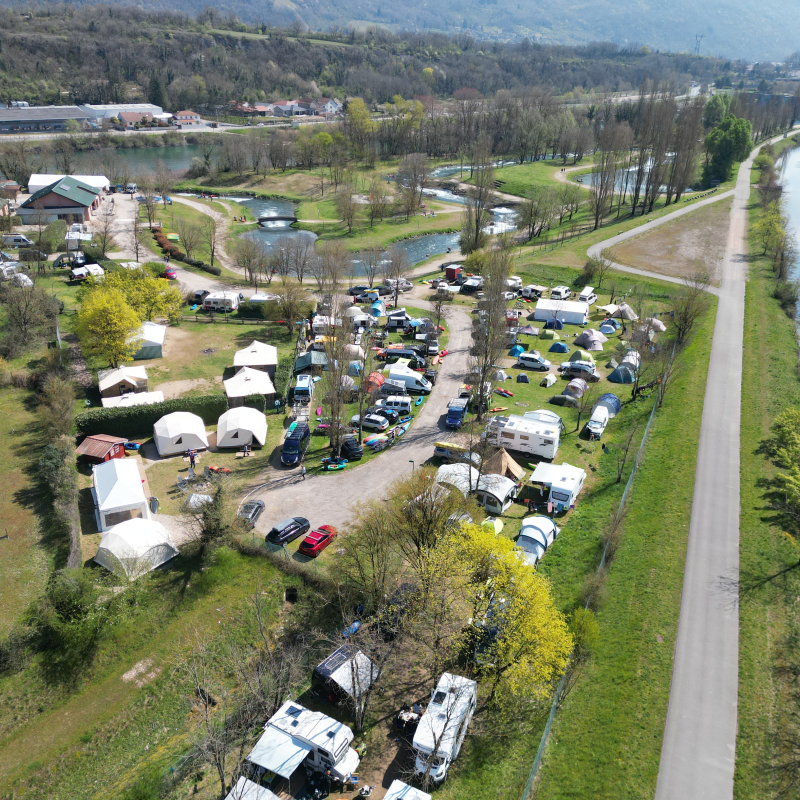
[397,153,431,208]
[575,381,599,432]
[320,303,351,458]
[582,256,613,291]
[93,204,116,258]
[75,288,142,367]
[126,207,145,263]
[153,159,174,207]
[518,188,556,240]
[360,250,382,288]
[100,269,182,321]
[235,236,268,284]
[274,281,307,333]
[185,481,235,558]
[704,115,753,182]
[367,175,391,227]
[202,216,222,268]
[174,218,203,260]
[672,272,711,346]
[137,175,159,229]
[345,98,376,157]
[383,245,410,308]
[604,422,641,484]
[310,240,348,294]
[147,75,168,109]
[0,282,59,342]
[460,155,494,254]
[335,189,357,234]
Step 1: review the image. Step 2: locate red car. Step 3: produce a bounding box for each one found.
[161,268,177,280]
[298,525,337,557]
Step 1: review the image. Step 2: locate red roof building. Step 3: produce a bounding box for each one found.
[76,434,129,463]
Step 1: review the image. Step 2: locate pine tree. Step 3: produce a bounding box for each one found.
[148,75,168,110]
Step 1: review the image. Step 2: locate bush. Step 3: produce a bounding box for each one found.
[774,279,800,317]
[76,393,229,437]
[199,262,221,276]
[242,394,266,412]
[273,354,294,401]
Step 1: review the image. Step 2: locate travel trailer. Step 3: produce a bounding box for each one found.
[483,414,560,459]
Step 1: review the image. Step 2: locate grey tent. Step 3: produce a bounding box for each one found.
[574,329,608,348]
[517,373,530,383]
[563,378,588,398]
[612,302,638,321]
[540,373,557,388]
[549,394,579,408]
[608,364,637,383]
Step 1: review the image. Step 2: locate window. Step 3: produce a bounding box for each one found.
[544,439,553,445]
[552,491,569,503]
[520,435,529,441]
[501,432,514,439]
[174,437,182,445]
[231,431,239,439]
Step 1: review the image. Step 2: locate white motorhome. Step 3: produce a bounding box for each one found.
[483,414,560,459]
[386,366,432,394]
[247,700,360,783]
[505,275,523,291]
[529,462,587,509]
[412,673,477,784]
[312,315,342,335]
[203,292,240,312]
[0,262,22,280]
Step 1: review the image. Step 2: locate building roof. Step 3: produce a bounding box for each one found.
[137,321,167,347]
[233,340,278,369]
[0,105,87,123]
[22,176,100,209]
[79,103,162,115]
[92,458,146,512]
[97,365,148,393]
[28,173,110,194]
[175,110,200,117]
[76,434,128,459]
[224,367,276,398]
[102,391,164,409]
[119,112,153,123]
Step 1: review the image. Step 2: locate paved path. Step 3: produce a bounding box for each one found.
[653,142,773,799]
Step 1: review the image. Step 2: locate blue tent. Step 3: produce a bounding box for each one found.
[594,393,622,417]
[509,344,524,357]
[517,373,530,383]
[599,324,616,335]
[602,318,621,330]
[347,360,363,377]
[544,318,564,330]
[548,341,569,353]
[408,318,424,328]
[607,365,636,384]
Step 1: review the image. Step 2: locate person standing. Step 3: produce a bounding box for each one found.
[301,465,307,480]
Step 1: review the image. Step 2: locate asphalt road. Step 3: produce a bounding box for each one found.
[652,144,764,800]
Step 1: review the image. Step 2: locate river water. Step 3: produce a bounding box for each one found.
[781,147,800,288]
[73,144,201,174]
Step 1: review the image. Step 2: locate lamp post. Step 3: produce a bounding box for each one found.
[409,459,415,472]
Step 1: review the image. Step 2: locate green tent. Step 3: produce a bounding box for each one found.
[569,349,595,364]
[540,329,560,340]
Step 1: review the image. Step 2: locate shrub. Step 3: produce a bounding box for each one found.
[242,394,266,412]
[76,393,228,437]
[198,262,221,276]
[774,279,800,317]
[272,354,294,401]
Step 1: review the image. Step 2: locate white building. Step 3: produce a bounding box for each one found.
[92,458,149,531]
[533,299,590,326]
[78,103,164,122]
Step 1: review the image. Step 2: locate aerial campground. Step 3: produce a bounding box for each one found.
[1,6,800,800]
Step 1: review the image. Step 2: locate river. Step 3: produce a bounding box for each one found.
[781,146,800,291]
[73,144,201,175]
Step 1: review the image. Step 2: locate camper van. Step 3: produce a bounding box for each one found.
[383,349,427,369]
[387,367,432,395]
[1,234,33,248]
[375,395,413,415]
[483,414,560,459]
[203,292,240,312]
[293,375,313,403]
[505,276,523,291]
[522,284,546,299]
[578,286,597,305]
[0,263,22,281]
[412,673,477,784]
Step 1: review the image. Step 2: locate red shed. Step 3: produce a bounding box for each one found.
[75,434,128,464]
[445,265,462,282]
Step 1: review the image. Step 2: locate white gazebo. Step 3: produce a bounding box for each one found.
[153,412,209,457]
[233,340,278,377]
[217,407,268,447]
[224,367,276,406]
[93,518,178,579]
[92,458,149,531]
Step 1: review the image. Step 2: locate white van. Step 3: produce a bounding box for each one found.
[294,374,313,402]
[376,395,413,415]
[551,285,572,300]
[203,291,240,312]
[505,276,523,291]
[522,284,546,299]
[413,673,477,784]
[0,263,22,280]
[517,352,551,371]
[1,234,33,248]
[387,367,432,395]
[578,286,597,305]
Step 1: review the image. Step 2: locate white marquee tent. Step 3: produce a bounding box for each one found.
[233,340,278,374]
[94,518,179,579]
[224,367,276,404]
[92,458,149,531]
[217,407,268,447]
[153,412,209,457]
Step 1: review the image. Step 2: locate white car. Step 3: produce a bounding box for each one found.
[502,291,516,301]
[11,272,33,287]
[350,413,389,432]
[551,285,572,300]
[386,278,413,292]
[515,516,559,566]
[585,406,610,440]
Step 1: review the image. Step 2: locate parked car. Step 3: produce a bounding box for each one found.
[516,351,551,371]
[346,284,372,296]
[281,423,310,466]
[71,251,87,267]
[559,361,601,382]
[373,284,393,295]
[17,248,48,263]
[350,413,390,432]
[340,436,364,460]
[266,516,311,545]
[585,406,610,440]
[367,405,400,424]
[298,525,338,557]
[194,289,210,301]
[238,500,265,528]
[550,285,572,300]
[501,291,516,301]
[161,268,177,280]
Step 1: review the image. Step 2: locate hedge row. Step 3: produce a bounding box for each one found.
[76,394,228,437]
[273,354,294,402]
[151,230,221,276]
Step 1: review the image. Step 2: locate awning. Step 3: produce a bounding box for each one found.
[248,726,312,779]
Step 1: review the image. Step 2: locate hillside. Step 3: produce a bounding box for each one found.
[10,0,800,60]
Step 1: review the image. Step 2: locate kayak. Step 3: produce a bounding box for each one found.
[324,462,346,471]
[316,406,322,416]
[491,406,509,412]
[415,397,424,406]
[432,356,440,365]
[399,415,413,423]
[495,388,514,397]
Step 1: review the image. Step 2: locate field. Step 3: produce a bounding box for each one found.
[487,159,592,198]
[607,197,733,285]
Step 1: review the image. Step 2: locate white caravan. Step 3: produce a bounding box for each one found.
[203,291,240,312]
[483,414,560,459]
[412,673,477,784]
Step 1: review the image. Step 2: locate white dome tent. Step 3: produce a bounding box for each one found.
[153,412,209,457]
[217,407,268,448]
[94,518,179,579]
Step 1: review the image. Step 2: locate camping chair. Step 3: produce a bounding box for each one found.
[175,476,190,493]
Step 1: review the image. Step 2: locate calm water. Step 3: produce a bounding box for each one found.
[780,147,800,289]
[73,144,202,175]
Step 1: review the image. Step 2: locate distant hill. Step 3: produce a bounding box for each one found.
[16,0,794,61]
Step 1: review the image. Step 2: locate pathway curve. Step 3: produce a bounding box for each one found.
[170,195,238,272]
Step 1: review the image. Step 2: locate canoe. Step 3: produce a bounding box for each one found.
[415,397,424,406]
[490,406,509,412]
[432,356,440,365]
[324,463,346,471]
[316,406,322,416]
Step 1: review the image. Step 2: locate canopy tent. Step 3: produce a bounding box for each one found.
[384,780,432,800]
[509,344,524,357]
[540,373,557,388]
[217,407,268,448]
[612,302,638,321]
[594,393,622,418]
[92,458,148,532]
[643,316,667,332]
[518,325,539,336]
[548,341,569,353]
[153,412,209,457]
[599,324,617,335]
[549,394,579,407]
[574,329,608,348]
[607,364,636,383]
[563,378,588,398]
[344,305,363,318]
[132,321,166,360]
[342,344,366,360]
[233,340,278,374]
[569,349,595,364]
[312,645,379,701]
[224,367,276,404]
[224,777,281,800]
[539,329,560,341]
[483,448,526,481]
[370,300,386,317]
[544,318,564,330]
[94,518,178,579]
[597,304,619,315]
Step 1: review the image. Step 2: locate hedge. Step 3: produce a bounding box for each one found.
[273,354,294,402]
[242,394,266,413]
[76,394,228,437]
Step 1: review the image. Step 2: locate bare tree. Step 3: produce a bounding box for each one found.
[153,158,174,207]
[314,240,349,294]
[137,176,159,229]
[360,249,382,288]
[93,203,116,258]
[383,245,410,308]
[368,175,391,227]
[673,272,711,346]
[126,206,145,263]
[275,281,308,333]
[336,189,358,233]
[321,302,352,458]
[460,155,494,254]
[583,256,613,291]
[202,216,222,268]
[175,218,203,260]
[235,236,269,284]
[288,236,315,282]
[606,422,640,484]
[575,382,600,432]
[430,295,451,334]
[397,153,431,208]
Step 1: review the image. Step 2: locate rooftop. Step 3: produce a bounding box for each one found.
[0,105,88,122]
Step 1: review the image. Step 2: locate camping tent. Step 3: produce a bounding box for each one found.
[602,318,622,330]
[607,364,636,383]
[599,324,616,335]
[621,350,641,369]
[612,302,638,321]
[574,329,608,348]
[539,329,560,340]
[92,458,149,531]
[344,306,363,318]
[233,340,278,375]
[563,378,588,398]
[517,373,529,383]
[544,318,564,330]
[518,325,539,336]
[312,645,379,702]
[482,517,504,533]
[493,369,508,381]
[347,360,363,377]
[509,344,524,357]
[549,394,579,407]
[540,373,557,388]
[643,317,667,332]
[217,407,268,448]
[384,780,432,800]
[342,344,366,360]
[594,393,621,417]
[133,321,167,360]
[224,367,276,405]
[483,448,526,481]
[153,412,209,457]
[569,349,595,364]
[94,518,178,579]
[548,341,569,353]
